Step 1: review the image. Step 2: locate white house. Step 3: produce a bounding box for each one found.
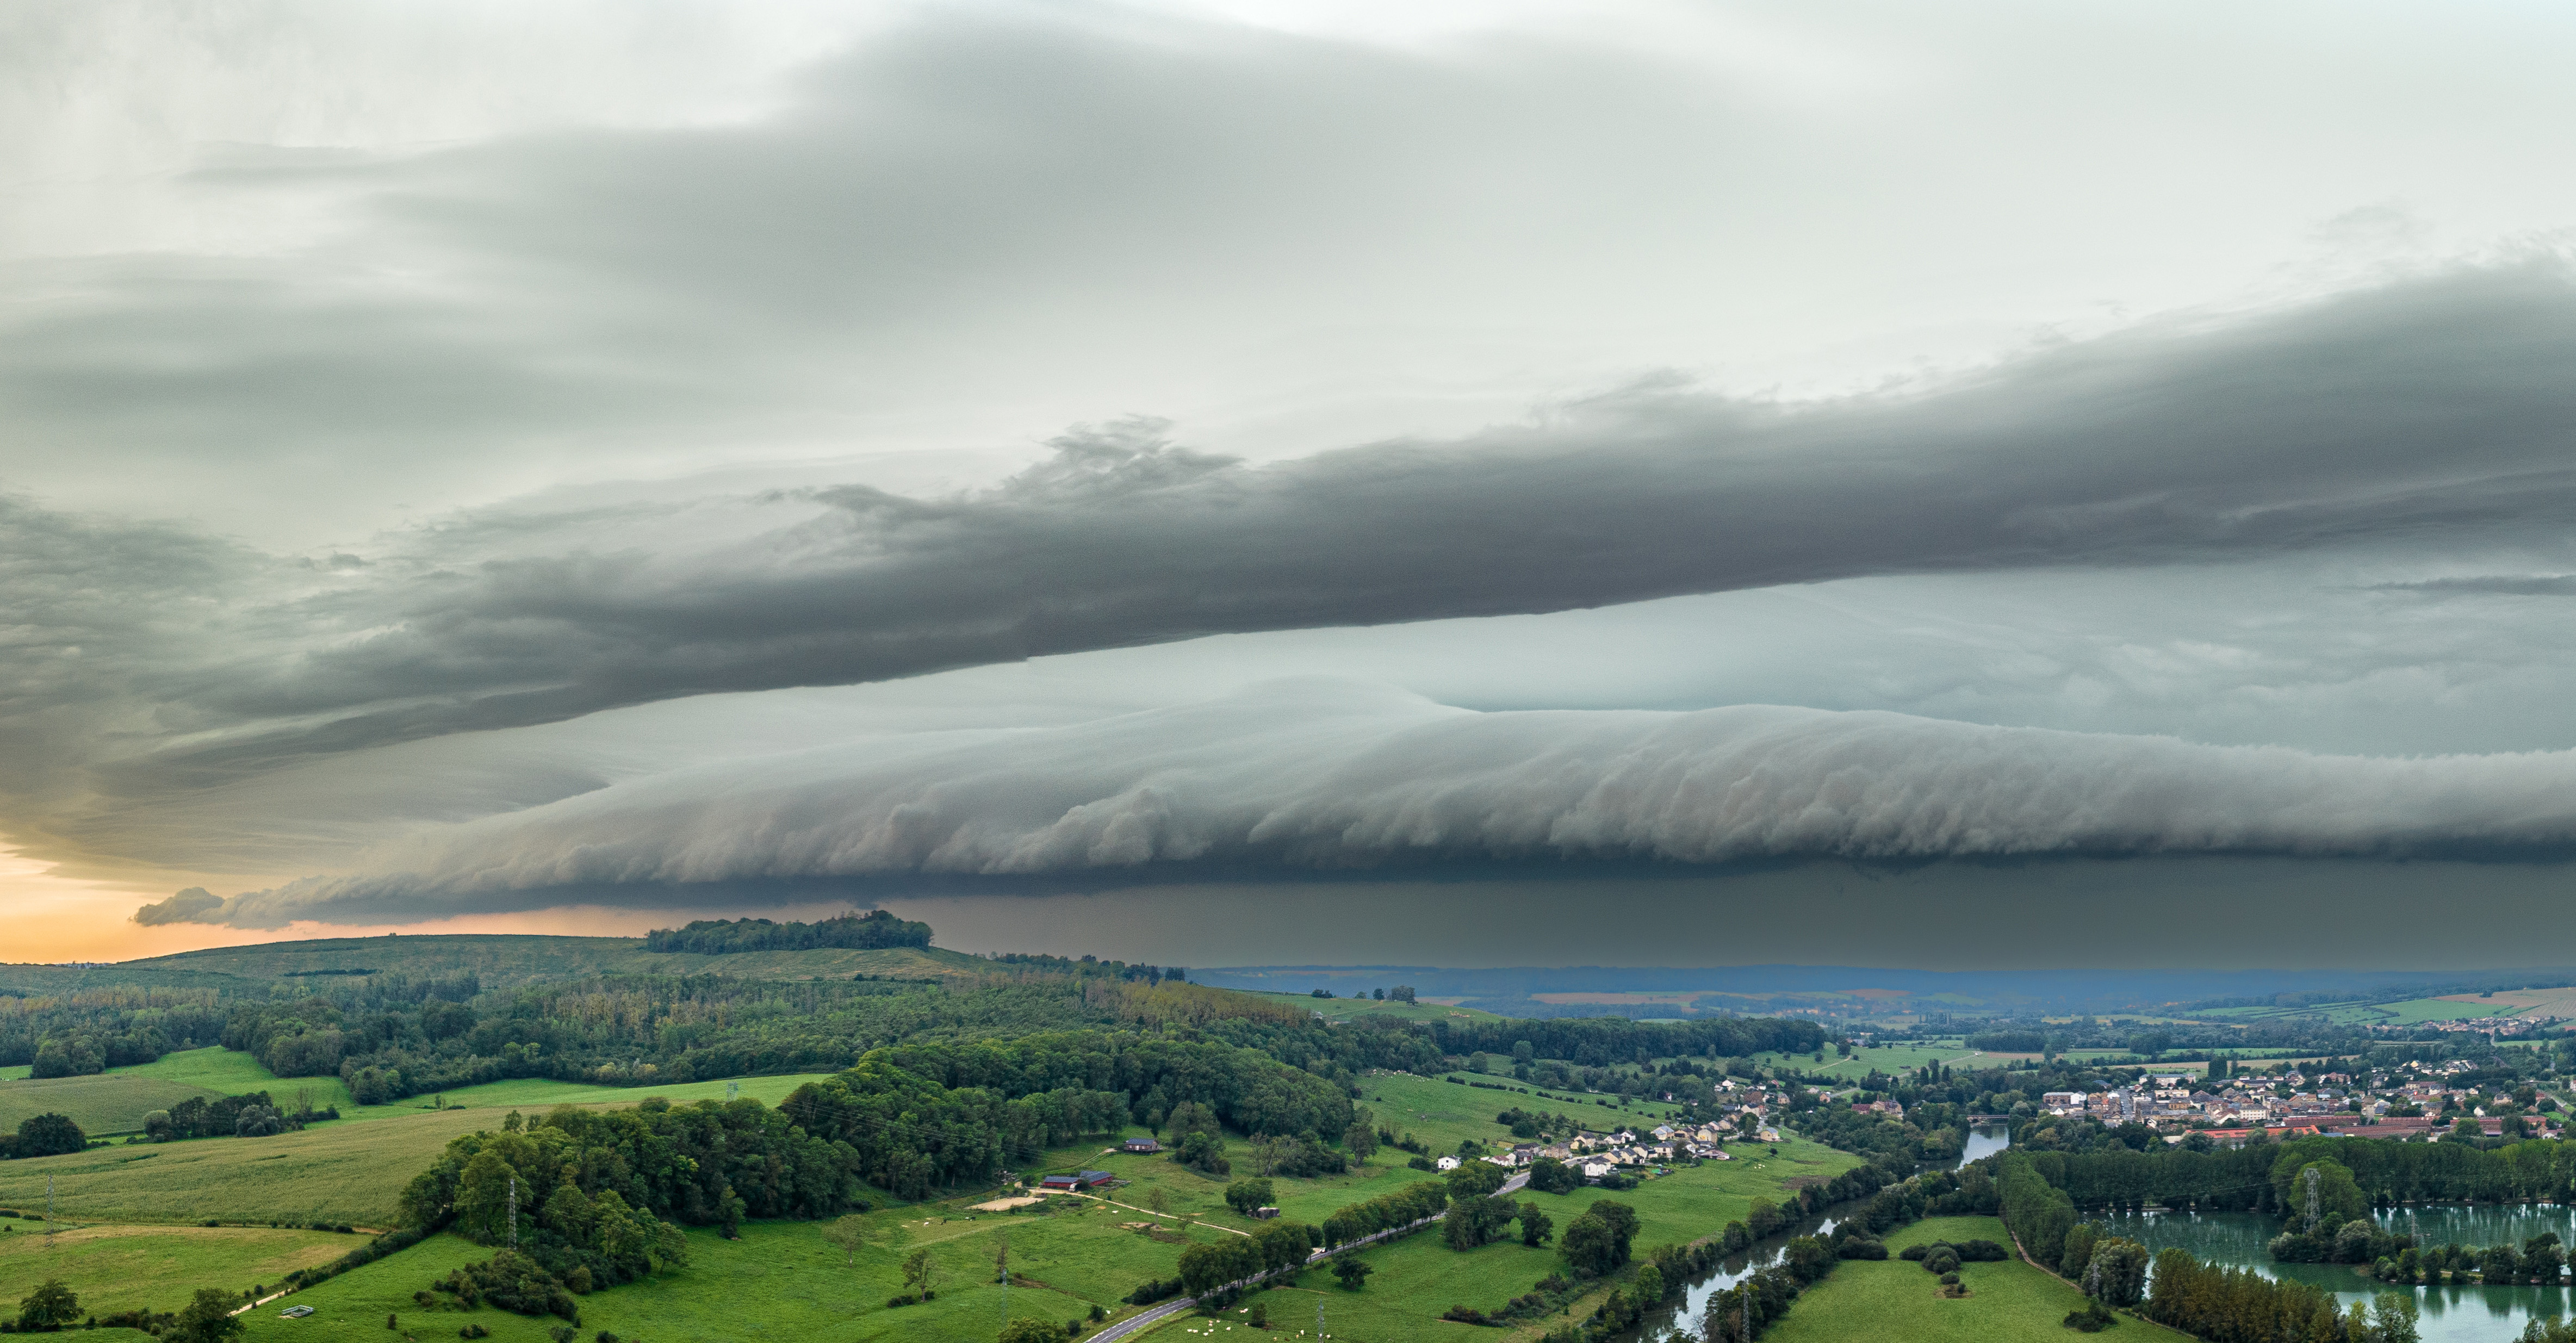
[1436,1155,1461,1171]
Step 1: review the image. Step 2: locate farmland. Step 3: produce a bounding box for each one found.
[1764,1216,2194,1343]
[0,1222,356,1320]
[0,1073,221,1135]
[217,1124,1860,1343]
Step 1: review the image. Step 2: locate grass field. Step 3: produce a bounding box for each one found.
[218,1122,1860,1343]
[110,1046,831,1127]
[1356,1073,1683,1157]
[1298,995,1508,1026]
[0,1222,357,1318]
[1765,1216,2194,1343]
[0,1073,840,1229]
[0,1073,222,1135]
[0,1065,29,1081]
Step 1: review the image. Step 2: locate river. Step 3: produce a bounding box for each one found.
[1611,1122,2014,1341]
[2094,1204,2576,1342]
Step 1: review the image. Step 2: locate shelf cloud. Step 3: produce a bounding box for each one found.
[22,264,2576,790]
[156,677,2576,928]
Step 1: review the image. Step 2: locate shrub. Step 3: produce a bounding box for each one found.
[1921,1246,1961,1275]
[1899,1243,1929,1260]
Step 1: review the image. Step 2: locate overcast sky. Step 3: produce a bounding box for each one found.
[15,0,2576,967]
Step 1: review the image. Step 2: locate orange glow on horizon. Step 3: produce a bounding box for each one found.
[0,843,730,964]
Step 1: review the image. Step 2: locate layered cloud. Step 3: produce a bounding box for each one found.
[23,264,2576,778]
[156,678,2576,927]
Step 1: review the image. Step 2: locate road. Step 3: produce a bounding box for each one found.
[1089,1170,1529,1343]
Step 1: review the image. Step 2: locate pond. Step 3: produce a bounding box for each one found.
[1614,1123,2013,1341]
[2095,1204,2576,1342]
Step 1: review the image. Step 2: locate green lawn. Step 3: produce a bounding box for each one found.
[0,1222,357,1317]
[0,1073,223,1135]
[1765,1216,2194,1343]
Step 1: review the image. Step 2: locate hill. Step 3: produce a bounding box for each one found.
[0,1074,222,1136]
[107,933,989,988]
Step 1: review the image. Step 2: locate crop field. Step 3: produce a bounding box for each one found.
[1764,1216,2193,1343]
[0,1073,222,1135]
[0,1222,357,1318]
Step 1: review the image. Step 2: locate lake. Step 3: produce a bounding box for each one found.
[2096,1203,2576,1342]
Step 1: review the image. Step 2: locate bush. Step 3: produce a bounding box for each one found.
[1899,1244,1930,1261]
[1525,1158,1580,1195]
[11,1115,85,1159]
[1921,1246,1961,1275]
[2064,1297,2118,1333]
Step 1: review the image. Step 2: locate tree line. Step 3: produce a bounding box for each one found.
[641,910,932,954]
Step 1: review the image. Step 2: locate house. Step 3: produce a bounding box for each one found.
[1123,1137,1162,1153]
[1252,1207,1281,1220]
[1580,1161,1613,1182]
[1436,1156,1461,1171]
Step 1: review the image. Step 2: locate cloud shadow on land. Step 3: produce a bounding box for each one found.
[134,854,2576,974]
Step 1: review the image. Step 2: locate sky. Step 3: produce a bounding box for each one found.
[11,0,2576,968]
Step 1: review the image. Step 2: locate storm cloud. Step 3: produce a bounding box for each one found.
[163,677,2576,928]
[21,264,2575,788]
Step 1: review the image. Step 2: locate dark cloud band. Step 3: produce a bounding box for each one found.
[159,679,2576,928]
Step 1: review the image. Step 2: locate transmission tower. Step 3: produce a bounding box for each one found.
[46,1173,54,1240]
[509,1174,520,1249]
[2303,1166,2321,1232]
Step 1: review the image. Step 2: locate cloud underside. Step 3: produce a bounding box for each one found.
[157,680,2576,927]
[23,262,2576,802]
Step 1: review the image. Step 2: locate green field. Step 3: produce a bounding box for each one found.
[0,1073,222,1135]
[1765,1216,2193,1343]
[0,1065,29,1082]
[0,1222,357,1318]
[108,1046,830,1127]
[0,1073,839,1229]
[1288,994,1508,1026]
[1357,1073,1683,1157]
[216,1121,1859,1343]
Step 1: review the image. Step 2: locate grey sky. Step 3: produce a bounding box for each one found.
[12,0,2576,965]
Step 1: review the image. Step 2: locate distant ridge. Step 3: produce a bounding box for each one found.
[1193,963,2576,1015]
[1,931,989,993]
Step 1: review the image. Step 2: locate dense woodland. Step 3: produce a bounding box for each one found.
[641,909,932,954]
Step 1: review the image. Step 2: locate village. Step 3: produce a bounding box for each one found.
[2031,1054,2569,1143]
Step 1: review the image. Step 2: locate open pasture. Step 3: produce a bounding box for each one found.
[1764,1216,2194,1343]
[0,1073,221,1135]
[0,1222,355,1319]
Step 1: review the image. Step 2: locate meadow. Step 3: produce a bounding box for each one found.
[0,1075,825,1230]
[0,1073,221,1135]
[0,1222,356,1318]
[1357,1072,1684,1157]
[1763,1215,2194,1343]
[216,1123,1859,1343]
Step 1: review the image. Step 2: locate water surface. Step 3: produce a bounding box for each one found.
[2097,1204,2576,1343]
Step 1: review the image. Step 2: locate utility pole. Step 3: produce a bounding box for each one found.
[46,1173,54,1240]
[509,1174,519,1249]
[2303,1166,2321,1233]
[727,1080,740,1101]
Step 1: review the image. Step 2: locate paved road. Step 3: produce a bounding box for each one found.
[1090,1170,1529,1343]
